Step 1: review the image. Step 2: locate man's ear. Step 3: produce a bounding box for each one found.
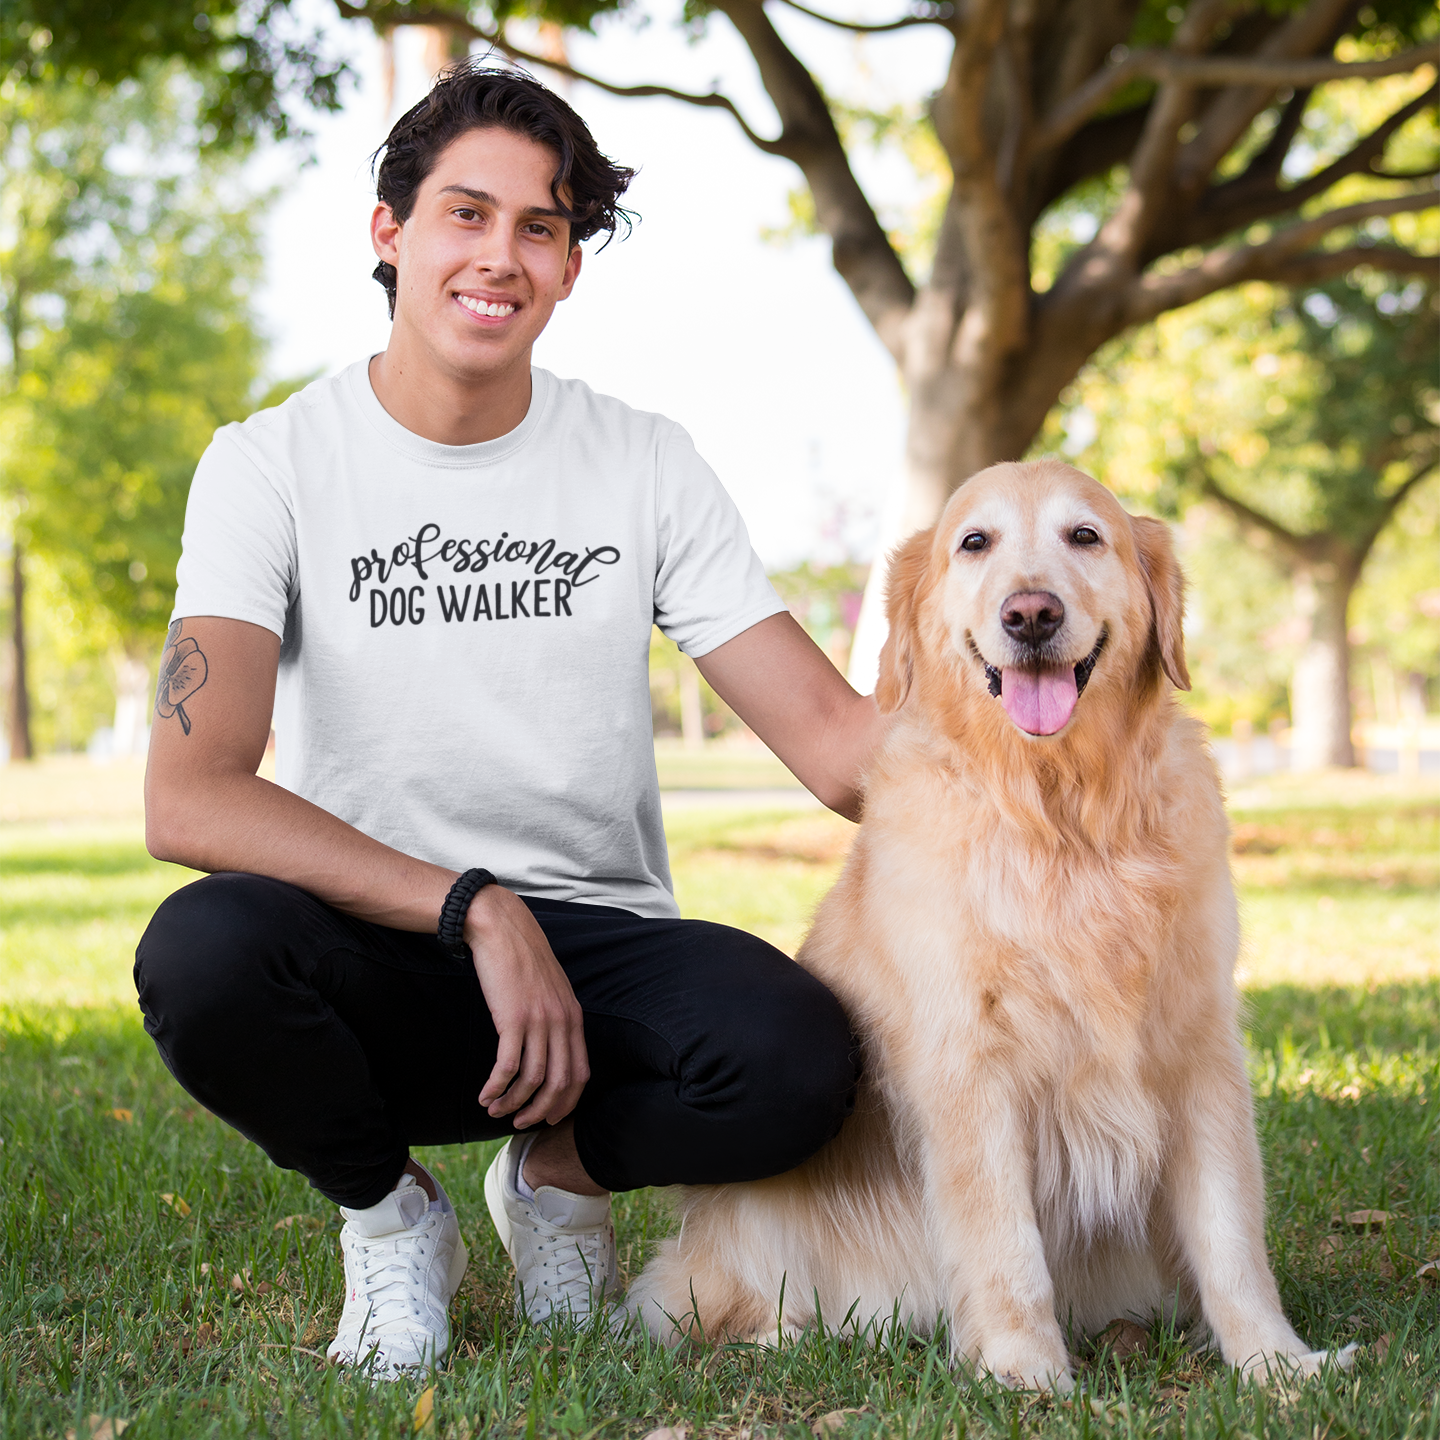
[875,527,935,713]
[1130,514,1190,692]
[559,243,582,301]
[371,202,401,265]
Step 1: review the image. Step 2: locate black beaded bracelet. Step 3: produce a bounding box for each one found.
[438,868,497,957]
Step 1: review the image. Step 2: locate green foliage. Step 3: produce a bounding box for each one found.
[1350,477,1440,685]
[1039,274,1439,730]
[4,0,351,148]
[2,70,270,647]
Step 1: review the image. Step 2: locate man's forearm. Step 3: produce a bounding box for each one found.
[695,612,889,821]
[146,767,459,932]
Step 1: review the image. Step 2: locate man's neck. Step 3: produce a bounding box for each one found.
[367,344,532,447]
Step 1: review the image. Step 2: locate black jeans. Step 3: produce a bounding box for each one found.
[134,873,859,1209]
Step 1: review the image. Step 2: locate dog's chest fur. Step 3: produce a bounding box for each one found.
[832,750,1203,1246]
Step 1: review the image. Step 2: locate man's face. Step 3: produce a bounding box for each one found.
[371,126,582,382]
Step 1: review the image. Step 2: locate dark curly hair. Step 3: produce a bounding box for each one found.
[370,62,637,319]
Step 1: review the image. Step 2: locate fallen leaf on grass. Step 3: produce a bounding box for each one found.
[64,1417,129,1440]
[180,1322,215,1356]
[1341,1210,1390,1232]
[640,1428,688,1440]
[1155,1386,1188,1402]
[158,1193,191,1217]
[255,1280,273,1295]
[1416,1258,1439,1284]
[273,1214,323,1232]
[813,1408,865,1434]
[1318,1235,1344,1256]
[1374,1333,1394,1363]
[413,1386,435,1433]
[1096,1319,1150,1360]
[110,1109,132,1124]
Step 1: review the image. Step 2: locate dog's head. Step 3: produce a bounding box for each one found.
[876,460,1189,739]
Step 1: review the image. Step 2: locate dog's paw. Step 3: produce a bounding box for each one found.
[1239,1343,1359,1382]
[972,1340,1074,1394]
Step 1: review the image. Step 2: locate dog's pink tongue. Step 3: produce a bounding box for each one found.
[1000,667,1079,735]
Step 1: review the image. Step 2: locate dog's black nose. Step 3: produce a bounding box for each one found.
[1001,591,1065,645]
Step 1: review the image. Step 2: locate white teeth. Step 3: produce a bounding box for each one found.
[458,295,514,317]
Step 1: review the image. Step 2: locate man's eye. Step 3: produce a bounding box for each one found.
[1071,526,1100,546]
[959,532,988,553]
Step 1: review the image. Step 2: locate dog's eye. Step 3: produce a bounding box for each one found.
[959,532,988,553]
[1071,526,1101,547]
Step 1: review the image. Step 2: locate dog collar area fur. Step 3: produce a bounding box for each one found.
[982,629,1108,702]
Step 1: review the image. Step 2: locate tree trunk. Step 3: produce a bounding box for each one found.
[679,657,704,751]
[847,347,1055,689]
[111,650,153,758]
[8,541,33,762]
[1288,559,1359,771]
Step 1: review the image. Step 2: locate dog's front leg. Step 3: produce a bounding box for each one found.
[906,1070,1072,1393]
[1160,1042,1355,1380]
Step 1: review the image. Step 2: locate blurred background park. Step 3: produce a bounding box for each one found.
[0,3,1438,1437]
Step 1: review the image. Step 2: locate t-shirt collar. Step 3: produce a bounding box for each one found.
[346,358,554,469]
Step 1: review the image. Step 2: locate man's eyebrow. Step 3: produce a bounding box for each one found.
[436,184,567,219]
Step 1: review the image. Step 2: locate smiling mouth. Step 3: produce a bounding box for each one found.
[456,294,516,318]
[972,629,1108,736]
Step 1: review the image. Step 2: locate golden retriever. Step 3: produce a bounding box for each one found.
[623,459,1354,1388]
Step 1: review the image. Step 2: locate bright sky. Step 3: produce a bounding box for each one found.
[250,0,951,570]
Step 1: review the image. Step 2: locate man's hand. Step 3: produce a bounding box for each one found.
[466,884,589,1129]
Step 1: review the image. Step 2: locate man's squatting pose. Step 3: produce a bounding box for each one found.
[136,64,887,1378]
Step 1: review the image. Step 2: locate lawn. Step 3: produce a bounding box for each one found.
[1,758,1437,1439]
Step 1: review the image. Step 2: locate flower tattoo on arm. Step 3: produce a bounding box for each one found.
[155,619,209,736]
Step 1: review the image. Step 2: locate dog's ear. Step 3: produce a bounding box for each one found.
[1130,515,1191,692]
[875,527,935,713]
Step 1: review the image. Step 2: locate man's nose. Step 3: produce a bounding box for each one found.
[1000,591,1065,645]
[472,227,521,275]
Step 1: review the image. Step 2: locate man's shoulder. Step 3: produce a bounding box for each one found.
[538,369,680,445]
[219,364,359,456]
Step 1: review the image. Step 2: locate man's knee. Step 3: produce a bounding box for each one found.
[689,933,861,1163]
[135,872,314,1049]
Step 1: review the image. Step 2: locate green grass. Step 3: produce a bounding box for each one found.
[2,763,1438,1438]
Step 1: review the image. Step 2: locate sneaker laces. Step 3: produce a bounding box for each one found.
[351,1214,441,1334]
[543,1225,610,1301]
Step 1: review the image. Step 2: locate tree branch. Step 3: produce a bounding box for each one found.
[714,0,916,355]
[332,0,793,153]
[1198,470,1317,564]
[772,0,952,34]
[1123,190,1439,324]
[1088,0,1235,275]
[1032,41,1438,155]
[1179,0,1372,197]
[1357,455,1440,555]
[1170,82,1439,254]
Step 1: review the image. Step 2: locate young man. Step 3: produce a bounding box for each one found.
[137,64,884,1380]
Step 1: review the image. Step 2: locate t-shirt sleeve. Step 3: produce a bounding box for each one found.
[652,423,786,657]
[171,426,297,639]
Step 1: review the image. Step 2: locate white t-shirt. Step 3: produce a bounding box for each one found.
[172,360,785,918]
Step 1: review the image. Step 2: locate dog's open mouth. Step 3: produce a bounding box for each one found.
[974,630,1107,737]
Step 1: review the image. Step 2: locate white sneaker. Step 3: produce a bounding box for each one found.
[327,1164,468,1380]
[484,1135,617,1322]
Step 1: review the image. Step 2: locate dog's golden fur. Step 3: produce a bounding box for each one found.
[625,460,1349,1388]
